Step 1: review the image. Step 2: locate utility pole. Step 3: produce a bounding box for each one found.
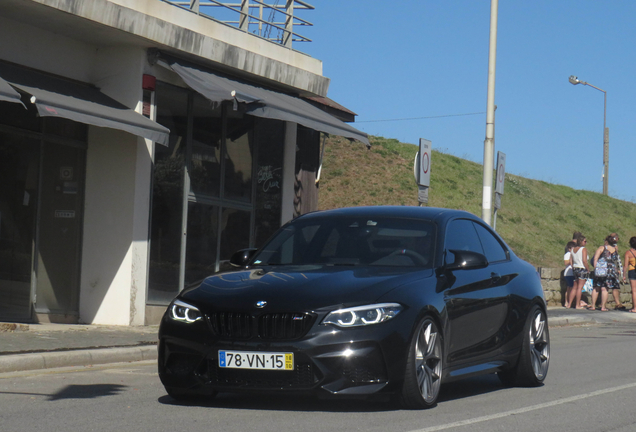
[482,0,498,225]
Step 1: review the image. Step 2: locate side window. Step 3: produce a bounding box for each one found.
[444,219,484,263]
[473,222,508,263]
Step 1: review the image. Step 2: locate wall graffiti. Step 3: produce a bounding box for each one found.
[257,165,281,192]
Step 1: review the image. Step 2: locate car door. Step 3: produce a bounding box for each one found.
[442,219,512,366]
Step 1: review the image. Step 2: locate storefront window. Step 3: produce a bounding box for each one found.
[0,133,39,321]
[219,207,251,260]
[185,202,219,285]
[148,83,188,303]
[0,101,87,322]
[149,84,286,304]
[254,120,284,247]
[224,113,254,202]
[190,94,222,198]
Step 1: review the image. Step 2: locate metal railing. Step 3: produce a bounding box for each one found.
[161,0,314,48]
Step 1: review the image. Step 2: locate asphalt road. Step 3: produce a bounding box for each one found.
[1,323,636,432]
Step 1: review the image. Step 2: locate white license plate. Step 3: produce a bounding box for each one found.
[218,350,294,370]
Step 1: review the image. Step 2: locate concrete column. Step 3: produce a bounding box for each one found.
[80,48,151,325]
[81,128,137,325]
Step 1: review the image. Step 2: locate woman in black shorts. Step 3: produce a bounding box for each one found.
[624,236,636,313]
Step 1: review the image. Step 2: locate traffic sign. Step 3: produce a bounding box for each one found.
[495,151,506,195]
[416,138,431,187]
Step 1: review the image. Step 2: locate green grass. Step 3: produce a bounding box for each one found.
[318,135,636,268]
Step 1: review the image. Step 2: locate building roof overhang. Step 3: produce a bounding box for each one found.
[0,0,330,97]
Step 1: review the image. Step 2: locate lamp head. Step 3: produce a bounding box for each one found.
[569,75,581,85]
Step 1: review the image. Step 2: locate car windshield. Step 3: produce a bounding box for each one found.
[252,216,436,267]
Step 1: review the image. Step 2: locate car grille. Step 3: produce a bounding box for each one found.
[208,312,253,339]
[207,361,319,389]
[259,313,313,339]
[207,312,315,340]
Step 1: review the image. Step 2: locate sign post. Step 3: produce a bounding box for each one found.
[493,151,506,230]
[413,139,432,205]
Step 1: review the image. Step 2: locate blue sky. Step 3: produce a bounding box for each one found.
[298,1,636,202]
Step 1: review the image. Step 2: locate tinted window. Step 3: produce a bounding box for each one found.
[255,224,321,265]
[444,219,484,264]
[253,217,435,267]
[473,222,508,263]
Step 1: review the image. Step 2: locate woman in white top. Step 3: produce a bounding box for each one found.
[569,236,589,310]
[563,241,577,308]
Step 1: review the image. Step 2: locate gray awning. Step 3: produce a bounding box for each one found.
[165,58,369,146]
[0,75,23,105]
[0,61,169,146]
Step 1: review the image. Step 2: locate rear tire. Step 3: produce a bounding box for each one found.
[498,304,550,387]
[400,316,443,409]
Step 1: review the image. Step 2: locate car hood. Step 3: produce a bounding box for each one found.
[179,265,432,312]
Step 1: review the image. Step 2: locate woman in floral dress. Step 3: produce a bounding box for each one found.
[589,234,623,311]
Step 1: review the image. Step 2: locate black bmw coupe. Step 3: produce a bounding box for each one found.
[158,206,549,408]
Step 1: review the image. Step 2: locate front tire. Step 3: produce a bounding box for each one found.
[400,316,443,409]
[499,304,550,387]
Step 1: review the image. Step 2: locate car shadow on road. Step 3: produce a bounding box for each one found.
[158,374,514,412]
[158,393,396,412]
[438,374,511,403]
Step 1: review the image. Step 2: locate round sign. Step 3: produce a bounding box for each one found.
[421,152,430,174]
[498,164,505,183]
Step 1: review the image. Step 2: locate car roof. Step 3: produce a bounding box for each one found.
[296,206,481,225]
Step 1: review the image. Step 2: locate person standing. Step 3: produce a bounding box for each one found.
[623,236,636,313]
[569,235,589,310]
[563,241,577,308]
[609,232,626,309]
[590,234,624,311]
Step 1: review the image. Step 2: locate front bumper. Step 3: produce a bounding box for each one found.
[158,315,409,397]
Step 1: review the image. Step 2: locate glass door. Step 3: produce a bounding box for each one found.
[34,141,85,316]
[0,134,39,322]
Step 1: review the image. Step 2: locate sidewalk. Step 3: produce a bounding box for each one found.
[0,323,159,374]
[1,306,635,374]
[547,305,636,327]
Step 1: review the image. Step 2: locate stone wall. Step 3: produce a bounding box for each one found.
[539,267,633,308]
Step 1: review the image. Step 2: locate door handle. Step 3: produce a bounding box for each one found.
[491,272,501,283]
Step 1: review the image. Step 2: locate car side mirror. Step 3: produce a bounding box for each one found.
[444,249,489,271]
[229,248,258,268]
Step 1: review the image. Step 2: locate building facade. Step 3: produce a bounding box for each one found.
[0,0,367,325]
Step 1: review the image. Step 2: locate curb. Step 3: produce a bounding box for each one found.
[0,345,158,374]
[548,317,596,327]
[548,313,636,328]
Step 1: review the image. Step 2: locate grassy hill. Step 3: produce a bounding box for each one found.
[318,135,636,268]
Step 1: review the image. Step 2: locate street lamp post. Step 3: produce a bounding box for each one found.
[569,75,609,195]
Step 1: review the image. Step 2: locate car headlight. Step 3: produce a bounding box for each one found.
[322,303,402,327]
[169,299,203,323]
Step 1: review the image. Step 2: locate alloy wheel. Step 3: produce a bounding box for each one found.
[414,320,442,404]
[529,310,550,380]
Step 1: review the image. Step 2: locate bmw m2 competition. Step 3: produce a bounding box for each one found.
[158,206,550,408]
